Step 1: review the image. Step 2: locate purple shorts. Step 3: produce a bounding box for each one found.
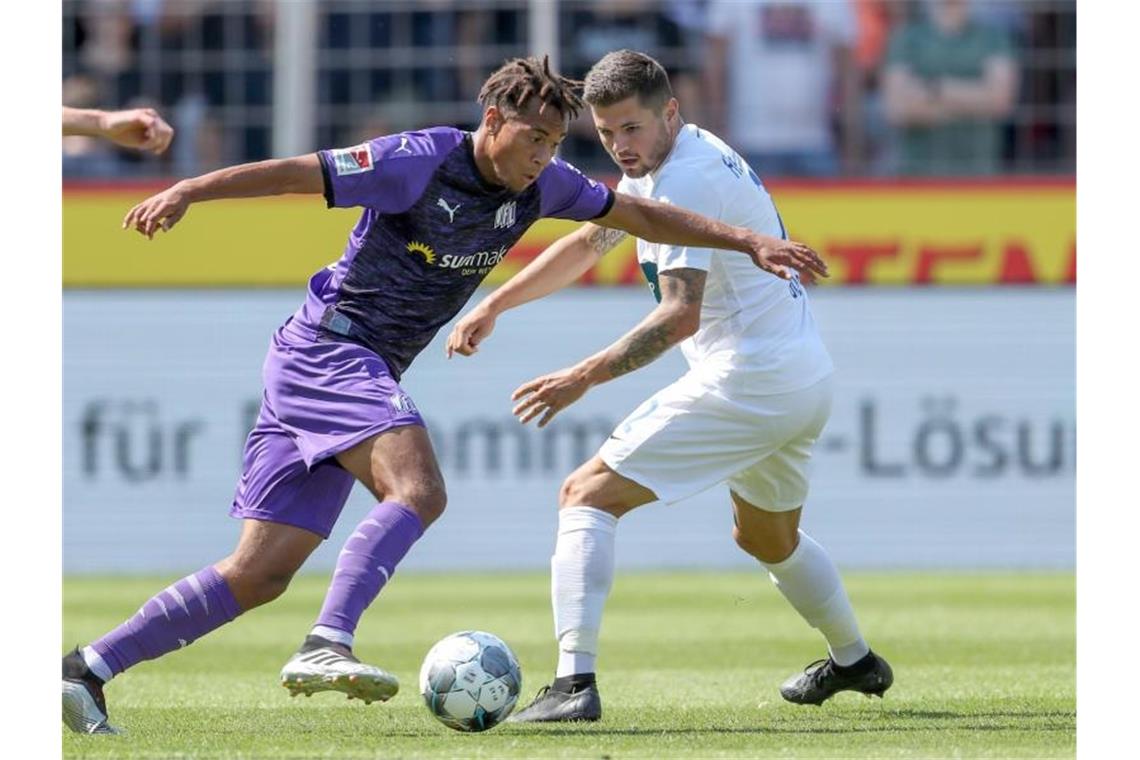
[230,321,425,538]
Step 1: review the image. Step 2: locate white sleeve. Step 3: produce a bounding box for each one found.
[651,173,723,274]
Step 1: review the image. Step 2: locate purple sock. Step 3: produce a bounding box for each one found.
[315,501,424,636]
[90,566,241,677]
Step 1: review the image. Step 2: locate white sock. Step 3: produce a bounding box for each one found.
[310,624,354,648]
[761,530,870,667]
[81,645,114,683]
[552,506,618,677]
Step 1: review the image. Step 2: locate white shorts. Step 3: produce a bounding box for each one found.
[598,372,833,510]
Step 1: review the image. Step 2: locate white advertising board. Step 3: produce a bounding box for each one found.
[63,288,1073,572]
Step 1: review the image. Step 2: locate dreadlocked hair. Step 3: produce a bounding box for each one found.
[478,55,584,120]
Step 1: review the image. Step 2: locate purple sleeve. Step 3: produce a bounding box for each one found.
[317,128,462,213]
[537,158,615,221]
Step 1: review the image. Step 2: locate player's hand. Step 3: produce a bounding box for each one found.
[122,183,191,239]
[100,108,175,155]
[747,234,828,281]
[511,367,591,428]
[446,305,497,358]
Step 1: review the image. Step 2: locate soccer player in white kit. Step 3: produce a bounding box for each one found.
[447,50,892,722]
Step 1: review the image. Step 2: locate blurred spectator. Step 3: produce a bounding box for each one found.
[883,0,1018,175]
[854,0,906,174]
[170,93,226,177]
[62,0,1068,178]
[659,0,711,124]
[704,0,861,177]
[64,0,272,176]
[560,0,701,170]
[77,0,134,83]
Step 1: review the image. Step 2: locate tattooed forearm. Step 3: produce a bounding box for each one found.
[586,224,628,256]
[603,268,705,380]
[606,322,674,379]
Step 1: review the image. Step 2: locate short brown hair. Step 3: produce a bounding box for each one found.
[583,50,674,111]
[479,55,584,120]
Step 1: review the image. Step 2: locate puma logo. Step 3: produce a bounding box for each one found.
[437,197,461,223]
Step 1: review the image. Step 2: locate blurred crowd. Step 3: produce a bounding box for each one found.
[62,0,1075,179]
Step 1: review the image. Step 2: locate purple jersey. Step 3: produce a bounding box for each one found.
[287,126,614,379]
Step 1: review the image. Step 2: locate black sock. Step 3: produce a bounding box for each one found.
[63,648,104,685]
[552,673,596,693]
[833,651,876,675]
[300,634,352,655]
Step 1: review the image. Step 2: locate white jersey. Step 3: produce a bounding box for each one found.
[615,123,833,394]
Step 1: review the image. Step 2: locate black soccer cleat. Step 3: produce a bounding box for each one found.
[62,647,121,734]
[508,683,602,723]
[780,651,894,706]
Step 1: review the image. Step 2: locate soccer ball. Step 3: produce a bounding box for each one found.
[419,630,522,732]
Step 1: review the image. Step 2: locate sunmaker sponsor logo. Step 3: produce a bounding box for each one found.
[438,245,510,270]
[404,241,510,273]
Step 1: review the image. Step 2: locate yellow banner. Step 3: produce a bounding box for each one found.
[63,180,1074,287]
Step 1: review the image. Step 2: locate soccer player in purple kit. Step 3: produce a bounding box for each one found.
[62,56,828,735]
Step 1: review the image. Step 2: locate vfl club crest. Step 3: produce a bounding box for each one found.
[493,201,517,230]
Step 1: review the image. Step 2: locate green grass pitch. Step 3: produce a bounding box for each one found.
[63,571,1074,758]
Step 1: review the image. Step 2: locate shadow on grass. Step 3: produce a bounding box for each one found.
[884,708,1075,721]
[112,706,1075,741]
[502,708,1076,738]
[513,725,1072,738]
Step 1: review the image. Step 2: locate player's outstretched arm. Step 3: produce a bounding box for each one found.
[510,268,705,428]
[446,223,627,358]
[63,107,174,154]
[598,192,828,281]
[122,155,324,239]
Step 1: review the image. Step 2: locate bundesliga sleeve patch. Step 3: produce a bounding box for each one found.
[330,144,374,176]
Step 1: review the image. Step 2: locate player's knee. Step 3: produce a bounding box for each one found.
[218,559,297,610]
[733,526,796,564]
[391,477,447,528]
[558,472,592,508]
[732,525,756,556]
[254,568,296,606]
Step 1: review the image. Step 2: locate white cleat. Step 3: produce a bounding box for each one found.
[62,648,122,735]
[62,679,121,735]
[280,636,398,705]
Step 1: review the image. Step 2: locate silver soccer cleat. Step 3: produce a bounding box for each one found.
[62,649,121,735]
[280,636,398,705]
